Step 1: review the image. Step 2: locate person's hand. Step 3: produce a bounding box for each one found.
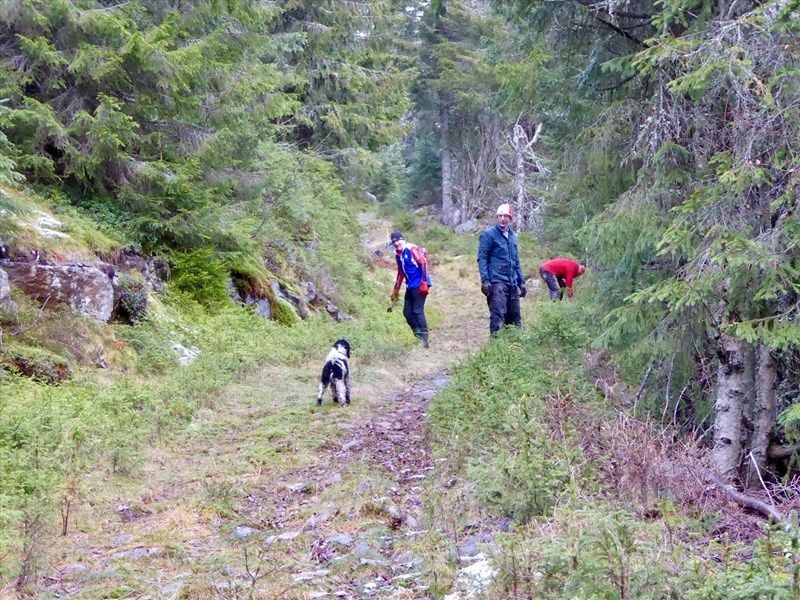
[518,283,527,298]
[481,281,492,296]
[419,280,429,295]
[567,287,574,299]
[391,288,398,302]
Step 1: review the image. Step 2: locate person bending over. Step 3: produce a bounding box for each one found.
[539,258,586,301]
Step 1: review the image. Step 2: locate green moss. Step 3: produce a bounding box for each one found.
[0,185,122,261]
[271,296,301,327]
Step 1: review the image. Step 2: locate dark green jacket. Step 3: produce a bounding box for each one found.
[477,224,525,286]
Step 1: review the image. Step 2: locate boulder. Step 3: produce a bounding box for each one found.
[271,279,309,319]
[114,250,169,292]
[455,219,479,235]
[0,267,10,308]
[244,297,272,319]
[1,262,115,322]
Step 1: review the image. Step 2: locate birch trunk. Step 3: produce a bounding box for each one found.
[712,329,746,481]
[515,142,525,210]
[745,343,777,489]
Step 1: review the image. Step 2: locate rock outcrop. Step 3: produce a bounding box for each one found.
[0,267,10,309]
[1,262,115,322]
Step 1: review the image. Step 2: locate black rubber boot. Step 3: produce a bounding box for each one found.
[420,330,429,348]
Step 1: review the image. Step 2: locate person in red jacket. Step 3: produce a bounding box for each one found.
[539,258,586,301]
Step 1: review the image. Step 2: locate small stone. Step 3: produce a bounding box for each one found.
[292,569,330,583]
[288,482,313,493]
[111,534,134,547]
[359,558,389,567]
[342,439,362,452]
[159,583,184,596]
[352,542,374,558]
[327,534,354,547]
[232,526,258,539]
[112,547,164,560]
[305,512,332,528]
[325,473,343,486]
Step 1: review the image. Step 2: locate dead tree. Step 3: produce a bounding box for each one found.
[507,117,548,231]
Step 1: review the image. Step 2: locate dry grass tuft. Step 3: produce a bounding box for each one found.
[594,416,708,515]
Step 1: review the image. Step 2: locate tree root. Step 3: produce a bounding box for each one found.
[707,471,788,530]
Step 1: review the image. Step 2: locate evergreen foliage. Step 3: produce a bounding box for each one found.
[489,0,800,478]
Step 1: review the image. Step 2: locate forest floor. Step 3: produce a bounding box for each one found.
[31,215,523,599]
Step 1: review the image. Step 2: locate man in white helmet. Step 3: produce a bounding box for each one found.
[477,203,526,334]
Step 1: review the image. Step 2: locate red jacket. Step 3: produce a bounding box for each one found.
[540,258,582,291]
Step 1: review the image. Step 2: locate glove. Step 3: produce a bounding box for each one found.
[481,281,492,296]
[419,280,429,295]
[390,288,398,302]
[518,283,527,298]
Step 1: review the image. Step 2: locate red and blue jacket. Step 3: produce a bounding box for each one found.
[394,243,431,290]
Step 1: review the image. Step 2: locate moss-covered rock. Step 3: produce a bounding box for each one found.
[0,343,72,384]
[271,296,301,326]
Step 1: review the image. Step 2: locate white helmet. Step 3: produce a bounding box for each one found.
[496,203,513,219]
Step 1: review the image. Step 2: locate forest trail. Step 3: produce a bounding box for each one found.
[34,215,523,599]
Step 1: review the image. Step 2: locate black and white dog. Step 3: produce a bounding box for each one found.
[316,339,351,406]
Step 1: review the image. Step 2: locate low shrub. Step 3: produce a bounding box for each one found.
[169,248,231,308]
[0,343,72,383]
[116,271,149,323]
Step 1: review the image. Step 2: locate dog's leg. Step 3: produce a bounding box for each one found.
[344,371,351,405]
[317,381,326,405]
[334,379,347,404]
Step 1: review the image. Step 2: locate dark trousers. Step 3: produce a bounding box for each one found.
[539,268,563,301]
[403,287,428,336]
[487,282,521,333]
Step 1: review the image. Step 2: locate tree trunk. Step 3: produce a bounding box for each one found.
[712,327,746,480]
[741,340,756,460]
[745,343,777,489]
[494,118,502,177]
[439,102,458,226]
[514,125,528,209]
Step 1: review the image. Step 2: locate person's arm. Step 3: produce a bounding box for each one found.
[391,257,405,300]
[477,231,491,283]
[513,238,525,289]
[410,246,428,283]
[564,263,577,298]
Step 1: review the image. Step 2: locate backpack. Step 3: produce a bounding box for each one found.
[409,244,431,274]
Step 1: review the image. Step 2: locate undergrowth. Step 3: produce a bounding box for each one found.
[0,215,412,586]
[425,298,800,598]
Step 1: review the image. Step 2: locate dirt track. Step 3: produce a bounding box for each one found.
[35,217,496,599]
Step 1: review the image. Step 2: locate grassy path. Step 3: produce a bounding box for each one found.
[32,217,530,599]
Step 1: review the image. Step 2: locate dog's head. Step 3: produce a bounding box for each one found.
[333,338,350,358]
